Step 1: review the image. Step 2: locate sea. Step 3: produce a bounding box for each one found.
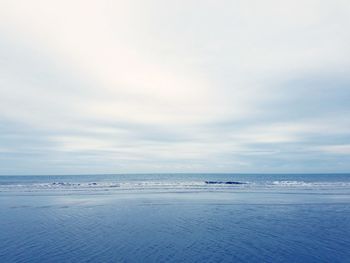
[0,173,349,263]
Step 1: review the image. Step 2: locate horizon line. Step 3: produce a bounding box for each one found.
[1,172,350,176]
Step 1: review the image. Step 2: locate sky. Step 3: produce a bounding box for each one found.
[0,0,350,175]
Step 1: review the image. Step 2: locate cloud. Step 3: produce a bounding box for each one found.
[318,145,350,155]
[0,0,349,174]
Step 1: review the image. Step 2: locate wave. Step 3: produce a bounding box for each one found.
[1,180,350,193]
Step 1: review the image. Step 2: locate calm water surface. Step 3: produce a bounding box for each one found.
[0,174,349,263]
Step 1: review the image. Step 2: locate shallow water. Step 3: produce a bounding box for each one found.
[1,174,350,262]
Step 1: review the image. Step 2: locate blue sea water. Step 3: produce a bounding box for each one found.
[0,173,349,262]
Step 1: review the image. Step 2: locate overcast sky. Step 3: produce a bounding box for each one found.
[1,0,350,175]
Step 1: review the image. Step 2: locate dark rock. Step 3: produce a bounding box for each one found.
[205,181,245,185]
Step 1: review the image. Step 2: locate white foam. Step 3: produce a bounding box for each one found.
[1,180,350,193]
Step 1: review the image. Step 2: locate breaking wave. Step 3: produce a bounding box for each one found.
[1,179,350,193]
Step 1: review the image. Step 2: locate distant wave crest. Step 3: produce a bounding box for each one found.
[1,179,350,193]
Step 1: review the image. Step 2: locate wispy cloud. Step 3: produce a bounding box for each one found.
[0,0,350,174]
